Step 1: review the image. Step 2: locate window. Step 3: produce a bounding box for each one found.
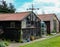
[26,17,31,27]
[10,22,15,28]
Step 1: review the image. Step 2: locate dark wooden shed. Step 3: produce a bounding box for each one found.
[0,11,41,42]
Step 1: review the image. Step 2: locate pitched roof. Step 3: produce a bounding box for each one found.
[38,14,59,21]
[0,12,31,21]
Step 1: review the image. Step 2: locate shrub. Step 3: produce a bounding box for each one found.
[0,41,9,47]
[52,29,56,33]
[4,41,9,46]
[0,42,5,47]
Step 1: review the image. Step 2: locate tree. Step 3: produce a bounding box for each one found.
[2,0,8,13]
[0,5,3,13]
[8,3,16,13]
[0,0,16,13]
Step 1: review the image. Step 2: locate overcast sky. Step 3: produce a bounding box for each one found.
[0,0,60,19]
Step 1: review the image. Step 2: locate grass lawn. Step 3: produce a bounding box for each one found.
[20,36,60,47]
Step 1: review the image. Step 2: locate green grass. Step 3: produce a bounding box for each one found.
[20,36,60,47]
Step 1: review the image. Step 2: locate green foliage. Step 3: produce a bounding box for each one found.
[46,34,53,36]
[8,3,16,13]
[0,42,5,47]
[52,29,56,33]
[0,0,16,13]
[4,41,9,46]
[0,41,9,47]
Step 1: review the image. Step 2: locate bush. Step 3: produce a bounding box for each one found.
[0,42,5,47]
[0,41,9,47]
[52,29,56,33]
[4,41,9,46]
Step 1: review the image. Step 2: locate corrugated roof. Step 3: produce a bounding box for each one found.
[0,12,31,21]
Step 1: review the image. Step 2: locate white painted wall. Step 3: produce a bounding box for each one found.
[50,17,54,33]
[21,19,26,28]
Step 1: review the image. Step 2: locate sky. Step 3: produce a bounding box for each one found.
[0,0,60,19]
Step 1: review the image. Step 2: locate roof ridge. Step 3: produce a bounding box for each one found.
[16,11,32,14]
[0,11,32,14]
[38,13,55,16]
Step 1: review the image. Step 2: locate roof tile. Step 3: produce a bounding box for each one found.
[0,12,30,21]
[38,14,56,21]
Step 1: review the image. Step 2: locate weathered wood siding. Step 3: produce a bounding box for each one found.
[53,16,59,32]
